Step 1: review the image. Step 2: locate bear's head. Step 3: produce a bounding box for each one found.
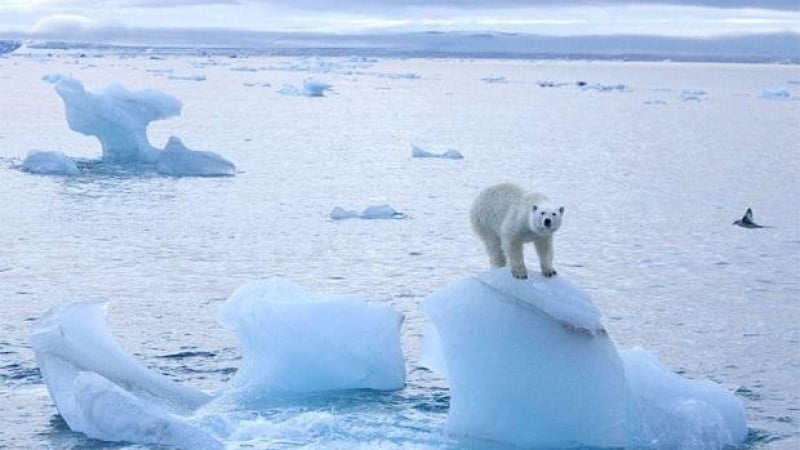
[528,204,564,236]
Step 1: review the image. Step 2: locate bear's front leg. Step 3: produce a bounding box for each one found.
[502,237,527,279]
[534,237,557,277]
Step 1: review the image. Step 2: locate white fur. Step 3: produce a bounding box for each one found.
[470,183,564,279]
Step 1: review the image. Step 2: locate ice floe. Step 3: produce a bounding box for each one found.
[218,279,406,394]
[30,269,748,449]
[29,300,219,449]
[330,204,407,220]
[411,145,464,160]
[155,137,236,177]
[278,79,332,97]
[168,74,207,82]
[681,89,708,101]
[481,75,508,84]
[21,150,79,176]
[761,87,792,100]
[421,268,748,449]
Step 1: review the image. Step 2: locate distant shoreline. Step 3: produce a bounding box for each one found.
[2,35,798,65]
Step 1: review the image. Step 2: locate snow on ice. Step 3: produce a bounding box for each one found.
[421,268,748,449]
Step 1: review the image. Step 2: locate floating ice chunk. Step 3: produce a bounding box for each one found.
[681,89,708,101]
[537,80,568,88]
[582,82,628,92]
[421,269,631,448]
[481,75,507,83]
[421,269,747,449]
[330,204,407,220]
[21,150,79,175]
[230,65,260,72]
[761,87,791,100]
[218,279,406,394]
[43,73,181,164]
[411,145,464,160]
[155,136,236,177]
[329,206,360,220]
[29,300,215,449]
[361,204,407,219]
[374,72,421,80]
[168,74,207,81]
[279,79,332,97]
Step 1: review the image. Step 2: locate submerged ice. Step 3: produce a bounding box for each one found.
[38,74,235,176]
[422,269,748,449]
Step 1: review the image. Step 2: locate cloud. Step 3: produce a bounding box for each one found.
[242,0,800,13]
[32,14,96,36]
[126,0,239,6]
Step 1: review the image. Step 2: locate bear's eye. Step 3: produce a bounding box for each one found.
[540,212,545,216]
[552,213,556,216]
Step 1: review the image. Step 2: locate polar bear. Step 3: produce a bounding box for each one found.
[470,183,564,279]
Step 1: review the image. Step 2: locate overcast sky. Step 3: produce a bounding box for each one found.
[0,0,798,41]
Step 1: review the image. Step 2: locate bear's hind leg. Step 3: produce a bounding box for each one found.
[482,233,506,268]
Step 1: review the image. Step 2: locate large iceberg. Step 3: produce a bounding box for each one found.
[29,300,220,449]
[218,279,406,394]
[421,269,747,449]
[39,74,235,176]
[44,74,181,164]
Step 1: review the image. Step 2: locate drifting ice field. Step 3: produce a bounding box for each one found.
[0,53,799,449]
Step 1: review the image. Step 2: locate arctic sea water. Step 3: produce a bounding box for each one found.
[0,52,798,449]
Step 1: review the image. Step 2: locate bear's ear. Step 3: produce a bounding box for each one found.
[532,205,538,211]
[559,206,565,214]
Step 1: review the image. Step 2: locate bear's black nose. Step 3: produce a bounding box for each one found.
[544,218,552,227]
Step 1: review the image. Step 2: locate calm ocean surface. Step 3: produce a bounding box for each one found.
[1,54,798,449]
